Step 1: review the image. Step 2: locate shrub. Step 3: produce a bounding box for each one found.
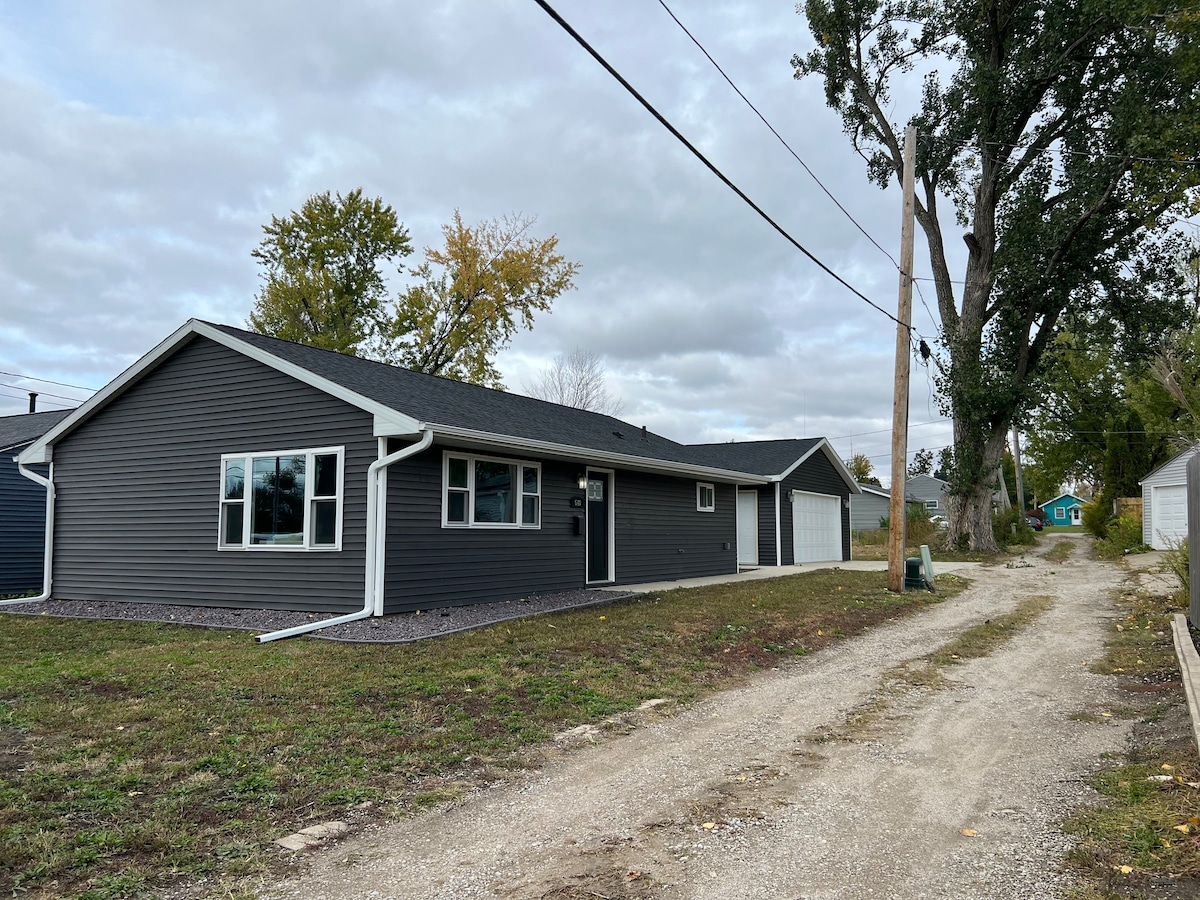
[1163,536,1190,599]
[1081,495,1110,538]
[993,507,1036,546]
[1094,514,1151,559]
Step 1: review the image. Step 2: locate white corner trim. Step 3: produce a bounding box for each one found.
[774,482,782,567]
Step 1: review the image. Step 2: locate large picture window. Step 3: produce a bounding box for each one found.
[443,452,540,528]
[219,447,344,550]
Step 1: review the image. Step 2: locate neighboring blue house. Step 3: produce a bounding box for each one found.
[1,409,74,595]
[1039,493,1085,526]
[16,321,860,635]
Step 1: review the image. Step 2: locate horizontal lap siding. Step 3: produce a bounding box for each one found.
[614,472,736,582]
[52,336,374,613]
[383,448,584,612]
[755,485,775,566]
[781,453,851,563]
[0,455,47,594]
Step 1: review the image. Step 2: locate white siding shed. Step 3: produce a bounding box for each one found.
[1140,443,1200,550]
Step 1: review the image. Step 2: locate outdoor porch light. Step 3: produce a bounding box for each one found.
[577,474,588,490]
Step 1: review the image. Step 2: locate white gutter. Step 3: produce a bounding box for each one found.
[256,429,433,643]
[4,462,55,606]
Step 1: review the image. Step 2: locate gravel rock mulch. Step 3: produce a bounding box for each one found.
[0,589,635,643]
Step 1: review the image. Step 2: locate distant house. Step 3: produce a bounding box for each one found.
[1140,444,1200,550]
[1,409,73,594]
[850,483,921,531]
[1039,493,1086,527]
[905,474,950,517]
[16,321,860,633]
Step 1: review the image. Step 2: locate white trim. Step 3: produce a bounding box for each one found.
[774,482,782,566]
[924,500,938,510]
[773,438,862,493]
[585,467,616,584]
[440,450,542,529]
[1040,492,1085,508]
[696,482,715,512]
[789,489,844,564]
[737,489,759,566]
[18,320,423,465]
[429,423,769,485]
[217,445,344,551]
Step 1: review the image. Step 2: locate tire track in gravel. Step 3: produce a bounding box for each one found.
[261,539,1130,900]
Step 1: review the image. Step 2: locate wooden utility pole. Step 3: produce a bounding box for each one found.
[888,125,917,593]
[1011,426,1026,515]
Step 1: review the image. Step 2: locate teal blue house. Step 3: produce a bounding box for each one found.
[1039,493,1085,526]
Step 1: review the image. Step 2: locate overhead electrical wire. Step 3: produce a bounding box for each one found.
[654,0,901,272]
[0,381,88,404]
[531,0,909,331]
[0,369,97,393]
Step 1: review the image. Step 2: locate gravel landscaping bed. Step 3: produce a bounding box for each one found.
[0,589,635,643]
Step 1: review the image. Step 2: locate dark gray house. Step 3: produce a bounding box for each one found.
[18,321,858,636]
[850,482,921,532]
[1,409,73,595]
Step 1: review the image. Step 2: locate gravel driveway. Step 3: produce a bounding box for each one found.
[260,535,1137,899]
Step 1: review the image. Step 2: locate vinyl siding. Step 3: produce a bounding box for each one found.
[780,452,852,563]
[613,472,737,582]
[0,452,47,594]
[850,492,890,532]
[51,336,375,612]
[382,446,583,613]
[382,451,737,610]
[1142,447,1199,546]
[755,485,776,566]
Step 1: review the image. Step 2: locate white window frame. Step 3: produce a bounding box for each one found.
[442,450,542,529]
[1056,506,1066,520]
[217,446,345,551]
[697,482,716,513]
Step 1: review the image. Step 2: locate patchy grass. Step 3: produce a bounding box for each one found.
[810,592,1052,742]
[1061,583,1200,897]
[1043,540,1075,563]
[0,570,966,899]
[850,538,1000,564]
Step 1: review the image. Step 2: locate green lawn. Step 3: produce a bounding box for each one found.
[0,571,966,899]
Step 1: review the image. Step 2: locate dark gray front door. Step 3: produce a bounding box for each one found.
[587,472,610,582]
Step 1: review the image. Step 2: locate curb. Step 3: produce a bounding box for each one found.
[1170,613,1200,756]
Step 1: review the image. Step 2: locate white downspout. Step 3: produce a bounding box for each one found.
[257,429,433,644]
[5,461,55,606]
[774,482,782,567]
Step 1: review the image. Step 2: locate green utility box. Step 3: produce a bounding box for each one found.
[904,557,924,590]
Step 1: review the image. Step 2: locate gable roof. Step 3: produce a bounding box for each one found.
[0,409,75,453]
[22,320,851,486]
[1139,442,1200,486]
[1039,492,1085,508]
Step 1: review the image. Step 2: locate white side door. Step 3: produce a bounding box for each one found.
[1152,484,1187,549]
[737,490,759,566]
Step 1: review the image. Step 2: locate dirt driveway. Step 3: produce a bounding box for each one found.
[261,536,1140,899]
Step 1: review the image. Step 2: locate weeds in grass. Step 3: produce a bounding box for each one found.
[1043,541,1074,563]
[1061,581,1200,894]
[0,570,965,898]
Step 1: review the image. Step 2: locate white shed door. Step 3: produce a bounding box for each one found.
[737,491,759,566]
[1152,484,1188,550]
[792,491,843,563]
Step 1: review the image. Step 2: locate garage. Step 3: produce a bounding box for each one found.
[791,490,843,563]
[1151,484,1187,549]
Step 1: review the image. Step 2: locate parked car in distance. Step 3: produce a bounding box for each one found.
[930,515,948,528]
[1025,516,1043,531]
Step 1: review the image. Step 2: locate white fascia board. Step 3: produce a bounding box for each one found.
[771,438,861,493]
[1139,442,1200,486]
[429,424,770,484]
[18,320,423,464]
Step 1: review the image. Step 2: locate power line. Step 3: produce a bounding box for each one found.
[828,418,951,441]
[0,381,89,404]
[0,369,98,392]
[0,389,76,410]
[655,0,900,271]
[984,140,1200,166]
[531,0,908,331]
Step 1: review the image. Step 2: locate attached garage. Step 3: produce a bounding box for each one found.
[1140,444,1200,550]
[791,490,843,563]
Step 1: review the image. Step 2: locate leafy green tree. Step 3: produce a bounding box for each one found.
[378,211,581,388]
[844,452,880,485]
[933,447,953,482]
[794,0,1200,550]
[907,447,934,478]
[249,189,412,355]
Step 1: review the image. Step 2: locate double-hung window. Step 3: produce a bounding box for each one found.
[443,452,541,528]
[219,447,344,550]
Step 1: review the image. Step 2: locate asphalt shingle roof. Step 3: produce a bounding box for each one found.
[0,409,74,452]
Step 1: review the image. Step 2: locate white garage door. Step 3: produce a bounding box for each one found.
[1152,484,1188,550]
[792,491,843,563]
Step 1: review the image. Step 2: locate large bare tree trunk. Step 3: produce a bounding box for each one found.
[943,421,1007,551]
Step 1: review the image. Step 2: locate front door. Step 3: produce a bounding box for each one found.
[587,472,611,583]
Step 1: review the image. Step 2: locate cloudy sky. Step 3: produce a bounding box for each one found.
[0,0,958,479]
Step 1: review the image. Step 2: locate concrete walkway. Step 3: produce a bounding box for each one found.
[602,556,982,594]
